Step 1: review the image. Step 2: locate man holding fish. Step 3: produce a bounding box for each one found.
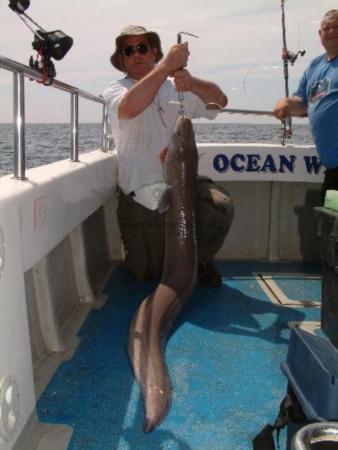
[104,25,234,287]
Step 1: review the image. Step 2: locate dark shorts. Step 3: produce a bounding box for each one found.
[117,176,234,280]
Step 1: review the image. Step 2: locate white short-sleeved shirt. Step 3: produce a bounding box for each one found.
[103,77,217,195]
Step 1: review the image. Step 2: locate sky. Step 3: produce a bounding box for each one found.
[0,0,337,123]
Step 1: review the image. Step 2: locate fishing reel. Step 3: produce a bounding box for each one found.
[8,0,73,85]
[282,49,306,66]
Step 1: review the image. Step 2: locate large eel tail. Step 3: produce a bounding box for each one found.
[128,283,184,432]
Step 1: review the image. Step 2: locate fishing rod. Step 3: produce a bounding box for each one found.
[206,105,274,116]
[281,0,291,144]
[280,0,305,144]
[208,3,307,129]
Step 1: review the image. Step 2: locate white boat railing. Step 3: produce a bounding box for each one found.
[0,55,111,180]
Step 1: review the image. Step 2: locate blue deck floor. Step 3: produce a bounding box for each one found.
[37,261,322,450]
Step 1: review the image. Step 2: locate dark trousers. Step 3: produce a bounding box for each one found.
[321,167,338,203]
[117,177,234,280]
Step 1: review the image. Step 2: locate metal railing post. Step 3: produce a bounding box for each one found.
[71,92,79,162]
[101,101,108,152]
[13,71,26,180]
[1,55,107,177]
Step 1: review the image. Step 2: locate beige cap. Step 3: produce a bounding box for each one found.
[110,25,163,71]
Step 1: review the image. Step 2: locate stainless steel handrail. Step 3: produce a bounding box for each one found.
[0,55,110,179]
[13,71,26,180]
[71,92,79,162]
[291,422,338,450]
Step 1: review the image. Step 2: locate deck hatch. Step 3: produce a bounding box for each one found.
[253,272,321,307]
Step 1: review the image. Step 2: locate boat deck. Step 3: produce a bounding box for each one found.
[37,261,322,450]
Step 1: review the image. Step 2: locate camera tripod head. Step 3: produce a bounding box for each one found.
[8,0,73,85]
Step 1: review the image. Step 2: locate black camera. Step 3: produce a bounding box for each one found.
[8,0,30,13]
[32,30,73,61]
[9,0,73,84]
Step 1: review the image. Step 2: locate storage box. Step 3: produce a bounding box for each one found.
[315,207,338,346]
[316,206,338,270]
[282,327,338,421]
[322,263,338,347]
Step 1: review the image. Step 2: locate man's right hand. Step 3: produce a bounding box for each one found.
[273,97,291,120]
[273,96,308,119]
[161,43,190,75]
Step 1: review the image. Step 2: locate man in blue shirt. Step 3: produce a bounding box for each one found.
[273,10,338,201]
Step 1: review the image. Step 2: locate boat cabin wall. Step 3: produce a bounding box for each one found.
[25,202,119,399]
[216,180,321,262]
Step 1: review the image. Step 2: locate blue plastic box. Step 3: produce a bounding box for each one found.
[282,327,338,421]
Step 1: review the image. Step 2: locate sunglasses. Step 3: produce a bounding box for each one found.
[122,43,149,57]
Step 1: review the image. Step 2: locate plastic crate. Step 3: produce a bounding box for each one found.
[282,327,338,421]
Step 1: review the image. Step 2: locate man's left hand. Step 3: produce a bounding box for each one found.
[173,69,194,92]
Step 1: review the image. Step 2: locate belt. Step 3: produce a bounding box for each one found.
[118,188,135,197]
[124,183,167,211]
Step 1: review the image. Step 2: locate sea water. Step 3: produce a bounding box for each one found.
[0,122,313,177]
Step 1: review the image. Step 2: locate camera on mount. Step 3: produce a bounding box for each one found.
[30,30,73,83]
[8,0,73,85]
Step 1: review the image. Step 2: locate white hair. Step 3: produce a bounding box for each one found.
[321,10,338,22]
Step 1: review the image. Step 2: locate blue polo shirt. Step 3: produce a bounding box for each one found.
[293,54,338,168]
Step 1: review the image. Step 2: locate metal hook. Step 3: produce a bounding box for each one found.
[177,31,199,44]
[176,31,199,115]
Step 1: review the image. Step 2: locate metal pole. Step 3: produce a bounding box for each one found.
[206,106,274,116]
[101,101,108,152]
[1,55,107,173]
[176,33,185,115]
[281,0,292,143]
[13,71,26,180]
[176,31,199,116]
[71,92,79,162]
